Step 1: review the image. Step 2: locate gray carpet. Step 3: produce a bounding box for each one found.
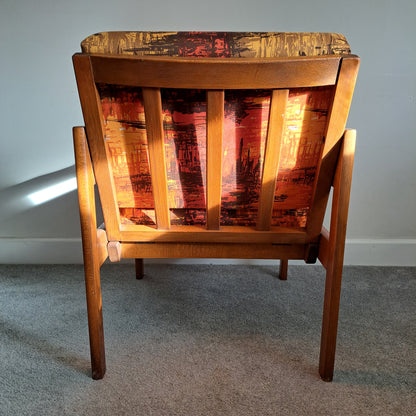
[0,264,415,415]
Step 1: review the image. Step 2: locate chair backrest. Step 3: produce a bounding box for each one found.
[73,32,359,244]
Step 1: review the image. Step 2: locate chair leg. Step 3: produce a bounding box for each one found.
[83,260,106,380]
[135,258,144,279]
[319,263,343,381]
[279,259,288,280]
[74,126,106,379]
[318,130,356,382]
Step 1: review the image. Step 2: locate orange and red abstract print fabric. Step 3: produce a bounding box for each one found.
[81,31,350,58]
[99,85,332,227]
[91,32,340,227]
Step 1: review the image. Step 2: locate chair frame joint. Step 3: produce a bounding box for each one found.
[107,241,122,262]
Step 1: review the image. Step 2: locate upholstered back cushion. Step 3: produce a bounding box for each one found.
[81,31,350,57]
[80,32,350,227]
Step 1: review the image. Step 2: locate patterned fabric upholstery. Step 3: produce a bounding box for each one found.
[80,32,351,227]
[81,31,350,57]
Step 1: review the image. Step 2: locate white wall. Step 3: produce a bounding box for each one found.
[0,0,415,264]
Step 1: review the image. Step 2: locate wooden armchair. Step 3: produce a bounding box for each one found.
[73,32,359,381]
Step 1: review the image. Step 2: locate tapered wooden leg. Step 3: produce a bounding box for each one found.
[319,264,343,381]
[279,259,288,280]
[74,126,106,380]
[135,259,144,279]
[319,130,355,381]
[84,258,106,380]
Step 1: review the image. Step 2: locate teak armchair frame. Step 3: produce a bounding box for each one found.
[73,52,359,381]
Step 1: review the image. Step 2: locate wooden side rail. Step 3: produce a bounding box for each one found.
[120,241,306,260]
[119,225,307,244]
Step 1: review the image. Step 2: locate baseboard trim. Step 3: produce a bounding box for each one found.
[343,238,416,266]
[0,237,415,266]
[0,238,83,264]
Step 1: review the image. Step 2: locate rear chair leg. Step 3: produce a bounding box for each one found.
[279,259,288,280]
[135,259,144,279]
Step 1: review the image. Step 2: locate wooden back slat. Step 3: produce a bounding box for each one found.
[257,89,289,231]
[87,54,342,90]
[206,90,224,230]
[142,87,171,230]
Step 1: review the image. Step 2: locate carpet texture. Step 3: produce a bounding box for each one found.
[0,264,415,415]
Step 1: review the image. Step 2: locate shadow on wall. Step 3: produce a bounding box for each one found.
[0,166,102,238]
